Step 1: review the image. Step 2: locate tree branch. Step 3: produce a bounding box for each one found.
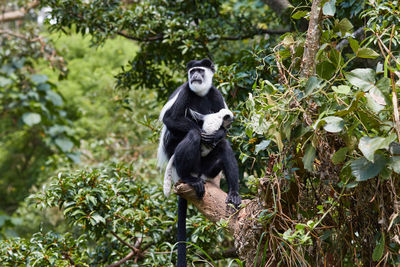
[106,251,136,267]
[107,232,143,267]
[0,1,39,22]
[110,231,139,253]
[117,28,289,43]
[117,31,164,42]
[0,29,42,42]
[300,0,323,78]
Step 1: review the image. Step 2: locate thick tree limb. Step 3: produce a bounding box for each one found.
[300,0,323,78]
[174,181,265,264]
[0,1,39,22]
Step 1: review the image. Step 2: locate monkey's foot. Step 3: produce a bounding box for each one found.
[187,180,205,199]
[226,191,241,210]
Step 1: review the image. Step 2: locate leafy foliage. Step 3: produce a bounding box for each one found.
[0,26,78,211]
[2,0,400,266]
[1,163,226,266]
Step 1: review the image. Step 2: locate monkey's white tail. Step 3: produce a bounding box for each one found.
[163,155,180,197]
[157,126,168,171]
[163,154,176,197]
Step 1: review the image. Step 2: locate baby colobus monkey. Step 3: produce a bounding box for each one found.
[163,108,234,197]
[157,58,241,267]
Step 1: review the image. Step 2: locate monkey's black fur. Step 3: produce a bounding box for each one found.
[160,59,241,266]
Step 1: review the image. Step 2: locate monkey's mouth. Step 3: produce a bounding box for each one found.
[191,79,202,84]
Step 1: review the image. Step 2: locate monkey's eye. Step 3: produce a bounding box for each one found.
[190,68,205,76]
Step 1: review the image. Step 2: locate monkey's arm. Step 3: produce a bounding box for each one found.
[163,89,201,134]
[201,128,227,147]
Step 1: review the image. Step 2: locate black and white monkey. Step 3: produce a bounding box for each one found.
[157,59,241,267]
[163,108,234,197]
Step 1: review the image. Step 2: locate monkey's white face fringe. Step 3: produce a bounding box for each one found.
[188,67,214,97]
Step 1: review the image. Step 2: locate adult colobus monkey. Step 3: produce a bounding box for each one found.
[163,108,234,197]
[157,59,241,267]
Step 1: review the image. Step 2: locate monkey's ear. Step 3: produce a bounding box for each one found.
[188,108,205,121]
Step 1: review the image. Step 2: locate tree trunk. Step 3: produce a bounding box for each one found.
[300,0,323,78]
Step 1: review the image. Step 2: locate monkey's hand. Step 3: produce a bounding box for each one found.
[201,129,226,148]
[226,191,241,210]
[187,179,205,199]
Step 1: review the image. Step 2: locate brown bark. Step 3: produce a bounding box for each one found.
[300,0,323,78]
[0,1,39,22]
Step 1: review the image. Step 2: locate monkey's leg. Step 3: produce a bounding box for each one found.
[216,140,241,208]
[174,129,205,198]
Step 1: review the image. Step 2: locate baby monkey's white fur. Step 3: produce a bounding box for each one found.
[163,108,233,197]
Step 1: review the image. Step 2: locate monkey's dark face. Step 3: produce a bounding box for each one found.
[222,114,233,129]
[188,66,213,96]
[189,68,205,84]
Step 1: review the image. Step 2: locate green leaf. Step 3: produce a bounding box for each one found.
[366,93,385,113]
[55,137,74,152]
[46,90,64,106]
[351,154,387,181]
[67,152,81,163]
[282,35,295,47]
[303,144,316,172]
[335,18,353,35]
[323,116,344,133]
[357,48,380,59]
[87,195,97,206]
[335,91,364,116]
[255,140,271,154]
[304,76,323,97]
[345,68,376,91]
[369,87,386,105]
[91,214,105,225]
[332,85,351,94]
[31,74,48,84]
[316,61,336,80]
[22,112,41,126]
[388,156,400,174]
[332,147,348,164]
[376,77,391,94]
[0,77,13,87]
[349,38,359,54]
[292,10,308,19]
[372,233,385,261]
[358,136,387,161]
[323,0,336,16]
[389,142,400,155]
